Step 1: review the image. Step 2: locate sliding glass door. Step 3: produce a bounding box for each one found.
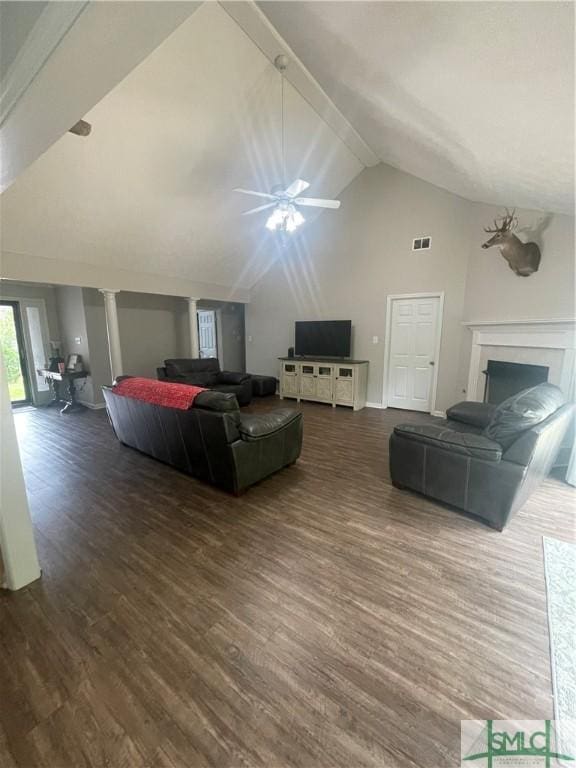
[0,301,32,405]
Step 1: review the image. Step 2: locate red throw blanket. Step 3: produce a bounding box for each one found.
[113,377,205,410]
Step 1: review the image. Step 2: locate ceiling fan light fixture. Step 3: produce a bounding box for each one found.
[265,204,305,233]
[265,207,284,231]
[288,207,305,230]
[234,54,340,230]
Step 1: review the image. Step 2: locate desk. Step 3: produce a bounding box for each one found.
[37,369,87,414]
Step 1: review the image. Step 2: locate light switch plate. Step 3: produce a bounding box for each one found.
[247,335,253,343]
[74,336,82,345]
[372,336,379,344]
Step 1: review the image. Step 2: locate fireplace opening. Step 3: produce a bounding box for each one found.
[483,360,549,405]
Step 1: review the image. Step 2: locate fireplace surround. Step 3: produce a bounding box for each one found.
[464,318,576,485]
[464,319,575,403]
[483,360,549,404]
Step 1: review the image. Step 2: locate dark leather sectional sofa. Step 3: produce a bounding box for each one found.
[103,380,302,494]
[157,358,253,406]
[390,383,574,530]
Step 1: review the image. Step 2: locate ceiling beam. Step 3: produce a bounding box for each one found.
[219,0,380,169]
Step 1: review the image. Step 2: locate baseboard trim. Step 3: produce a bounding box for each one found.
[431,409,446,418]
[366,401,386,409]
[78,400,107,410]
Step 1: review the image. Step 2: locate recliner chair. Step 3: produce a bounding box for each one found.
[157,358,252,406]
[389,383,574,530]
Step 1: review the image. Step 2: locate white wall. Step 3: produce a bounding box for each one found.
[55,285,98,405]
[246,163,472,410]
[246,163,576,410]
[116,292,188,379]
[82,289,112,402]
[464,205,575,322]
[0,281,61,343]
[0,349,40,590]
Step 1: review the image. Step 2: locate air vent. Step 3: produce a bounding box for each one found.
[412,236,431,251]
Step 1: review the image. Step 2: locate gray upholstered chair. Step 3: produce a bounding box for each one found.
[389,383,574,530]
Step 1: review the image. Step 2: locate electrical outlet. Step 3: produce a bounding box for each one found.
[74,336,82,345]
[247,335,253,343]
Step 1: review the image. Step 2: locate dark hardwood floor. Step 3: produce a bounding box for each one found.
[1,398,574,767]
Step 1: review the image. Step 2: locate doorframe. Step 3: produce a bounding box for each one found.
[197,308,219,360]
[382,291,445,412]
[215,309,224,365]
[0,300,33,406]
[1,295,51,406]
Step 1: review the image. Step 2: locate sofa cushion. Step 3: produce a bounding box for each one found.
[194,390,239,412]
[165,358,220,377]
[218,371,250,385]
[239,409,301,442]
[447,401,497,429]
[393,423,502,461]
[483,383,565,449]
[113,377,205,410]
[187,371,220,387]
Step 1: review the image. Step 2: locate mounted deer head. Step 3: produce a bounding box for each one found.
[482,208,541,277]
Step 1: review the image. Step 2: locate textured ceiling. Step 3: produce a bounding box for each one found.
[1,2,362,290]
[259,1,574,214]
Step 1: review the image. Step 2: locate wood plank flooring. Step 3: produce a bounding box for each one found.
[1,399,574,767]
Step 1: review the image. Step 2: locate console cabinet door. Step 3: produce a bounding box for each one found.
[316,365,333,401]
[282,363,299,396]
[335,366,355,404]
[300,364,316,397]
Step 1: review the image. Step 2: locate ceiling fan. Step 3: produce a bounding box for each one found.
[234,178,340,232]
[234,55,341,233]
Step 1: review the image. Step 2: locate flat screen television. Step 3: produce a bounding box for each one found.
[295,320,352,358]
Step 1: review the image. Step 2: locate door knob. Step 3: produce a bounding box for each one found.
[429,361,435,366]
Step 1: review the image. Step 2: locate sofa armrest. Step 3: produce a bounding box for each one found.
[393,422,502,461]
[218,371,250,385]
[239,409,301,442]
[446,401,496,429]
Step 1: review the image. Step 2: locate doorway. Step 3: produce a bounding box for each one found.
[197,310,218,359]
[0,301,32,406]
[383,292,444,412]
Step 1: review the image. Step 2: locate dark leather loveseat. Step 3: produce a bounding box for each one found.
[390,383,574,530]
[103,379,302,494]
[157,358,252,406]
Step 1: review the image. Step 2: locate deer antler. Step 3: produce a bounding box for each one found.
[483,208,518,233]
[484,217,503,233]
[502,208,518,231]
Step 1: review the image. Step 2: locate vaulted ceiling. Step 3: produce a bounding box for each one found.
[0,2,362,292]
[1,1,573,297]
[259,0,574,215]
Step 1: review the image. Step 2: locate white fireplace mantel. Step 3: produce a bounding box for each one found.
[463,318,576,403]
[463,318,576,486]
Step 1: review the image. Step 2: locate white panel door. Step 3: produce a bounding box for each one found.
[197,310,218,359]
[387,296,440,411]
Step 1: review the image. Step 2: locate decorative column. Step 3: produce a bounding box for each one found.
[99,289,123,380]
[187,297,200,358]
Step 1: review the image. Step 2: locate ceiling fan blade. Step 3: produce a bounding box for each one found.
[241,202,277,216]
[233,188,277,200]
[283,179,310,198]
[295,197,341,209]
